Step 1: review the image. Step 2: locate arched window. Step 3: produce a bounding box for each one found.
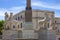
[55,21,56,23]
[18,25,19,28]
[58,29,59,33]
[18,17,19,20]
[19,15,22,20]
[48,23,49,28]
[55,27,57,29]
[15,18,17,20]
[6,26,10,30]
[59,38,60,40]
[21,15,22,19]
[13,25,15,28]
[21,23,22,28]
[7,26,9,29]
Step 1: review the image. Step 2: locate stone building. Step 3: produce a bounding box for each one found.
[55,18,60,40]
[2,0,60,40]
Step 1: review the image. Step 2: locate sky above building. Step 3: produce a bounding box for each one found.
[0,0,60,20]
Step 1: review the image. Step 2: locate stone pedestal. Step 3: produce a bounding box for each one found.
[22,30,38,39]
[2,30,17,40]
[38,29,56,40]
[24,22,33,30]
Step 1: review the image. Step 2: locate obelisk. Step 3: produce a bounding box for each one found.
[25,0,32,22]
[24,0,32,30]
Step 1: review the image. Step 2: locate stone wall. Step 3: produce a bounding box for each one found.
[56,34,60,40]
[2,30,17,40]
[38,29,56,40]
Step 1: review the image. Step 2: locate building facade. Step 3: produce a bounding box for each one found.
[2,0,60,40]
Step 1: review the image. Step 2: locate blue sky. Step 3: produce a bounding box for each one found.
[0,0,60,20]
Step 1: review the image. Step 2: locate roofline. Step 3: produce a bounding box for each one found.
[13,9,55,17]
[13,10,25,16]
[32,9,54,13]
[55,17,60,19]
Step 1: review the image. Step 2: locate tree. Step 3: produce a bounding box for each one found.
[0,20,4,35]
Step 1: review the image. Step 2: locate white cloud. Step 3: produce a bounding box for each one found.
[0,0,60,20]
[0,6,25,20]
[9,6,25,11]
[0,6,25,17]
[9,6,25,14]
[32,1,60,10]
[0,0,60,17]
[0,8,10,16]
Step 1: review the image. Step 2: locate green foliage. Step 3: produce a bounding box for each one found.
[0,20,4,27]
[0,20,4,34]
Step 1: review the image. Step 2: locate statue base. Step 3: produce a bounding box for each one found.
[38,29,56,40]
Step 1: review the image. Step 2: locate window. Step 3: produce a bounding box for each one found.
[21,15,22,19]
[19,16,22,20]
[21,23,22,28]
[48,23,49,28]
[13,25,15,28]
[58,38,60,40]
[18,17,19,20]
[55,27,57,29]
[6,26,10,30]
[7,26,9,29]
[18,25,19,28]
[55,21,56,23]
[15,18,17,20]
[58,29,59,32]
